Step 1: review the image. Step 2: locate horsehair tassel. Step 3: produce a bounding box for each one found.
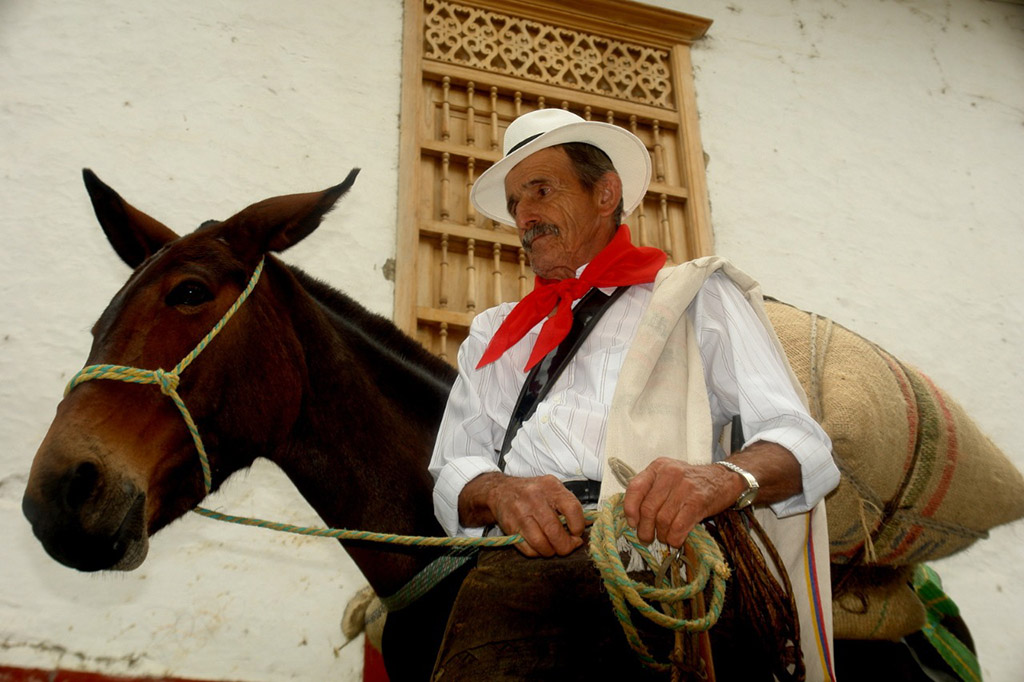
[600,456,802,677]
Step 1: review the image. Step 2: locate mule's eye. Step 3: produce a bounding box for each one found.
[165,281,213,308]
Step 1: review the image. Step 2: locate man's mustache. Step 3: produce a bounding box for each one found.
[522,223,560,251]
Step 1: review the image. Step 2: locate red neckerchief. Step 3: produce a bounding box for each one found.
[476,225,666,372]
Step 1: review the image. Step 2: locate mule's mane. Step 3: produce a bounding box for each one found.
[286,264,457,392]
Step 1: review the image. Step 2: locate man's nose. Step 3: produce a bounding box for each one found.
[515,202,539,232]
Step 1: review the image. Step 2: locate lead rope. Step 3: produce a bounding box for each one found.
[61,257,732,673]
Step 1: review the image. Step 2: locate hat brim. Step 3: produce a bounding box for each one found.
[470,121,652,227]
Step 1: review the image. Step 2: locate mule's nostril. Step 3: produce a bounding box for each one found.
[64,461,100,510]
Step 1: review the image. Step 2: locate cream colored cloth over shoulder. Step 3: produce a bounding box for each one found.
[601,255,837,681]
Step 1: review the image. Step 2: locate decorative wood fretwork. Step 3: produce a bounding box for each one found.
[395,0,713,361]
[424,0,675,109]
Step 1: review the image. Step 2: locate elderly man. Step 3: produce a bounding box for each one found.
[427,109,841,680]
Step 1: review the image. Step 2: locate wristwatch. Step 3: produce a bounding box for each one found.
[715,460,760,509]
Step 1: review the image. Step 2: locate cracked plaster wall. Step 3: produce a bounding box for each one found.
[1,0,1022,680]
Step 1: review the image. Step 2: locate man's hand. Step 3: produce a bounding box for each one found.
[623,442,803,548]
[622,458,741,548]
[458,472,587,557]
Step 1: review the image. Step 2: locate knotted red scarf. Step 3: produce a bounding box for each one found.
[476,225,666,372]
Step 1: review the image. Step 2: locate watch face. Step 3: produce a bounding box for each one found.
[717,461,758,509]
[735,488,757,509]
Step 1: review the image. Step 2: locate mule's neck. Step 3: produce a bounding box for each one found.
[272,264,457,596]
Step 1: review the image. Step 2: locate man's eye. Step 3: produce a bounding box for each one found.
[165,281,213,307]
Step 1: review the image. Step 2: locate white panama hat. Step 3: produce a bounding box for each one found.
[470,108,652,227]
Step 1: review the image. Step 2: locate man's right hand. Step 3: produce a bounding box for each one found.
[457,472,587,557]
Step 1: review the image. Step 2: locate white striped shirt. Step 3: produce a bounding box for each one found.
[429,270,839,537]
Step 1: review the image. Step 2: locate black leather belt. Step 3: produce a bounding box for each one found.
[563,479,602,505]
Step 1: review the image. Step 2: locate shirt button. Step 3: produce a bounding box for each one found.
[540,415,549,424]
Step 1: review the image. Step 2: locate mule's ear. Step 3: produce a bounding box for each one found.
[221,168,360,261]
[83,169,179,268]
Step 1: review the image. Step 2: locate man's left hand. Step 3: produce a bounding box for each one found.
[622,442,803,548]
[622,457,742,547]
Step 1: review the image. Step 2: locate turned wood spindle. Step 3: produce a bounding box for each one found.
[489,87,499,151]
[466,157,477,226]
[491,242,503,306]
[465,238,477,313]
[659,194,673,261]
[465,81,476,147]
[441,76,451,142]
[439,233,450,310]
[652,119,666,184]
[440,152,451,222]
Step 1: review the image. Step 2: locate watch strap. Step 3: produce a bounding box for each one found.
[715,460,759,509]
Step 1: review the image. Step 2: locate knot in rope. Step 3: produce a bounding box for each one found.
[152,368,180,396]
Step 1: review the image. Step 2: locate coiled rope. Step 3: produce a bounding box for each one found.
[61,256,733,673]
[589,493,730,672]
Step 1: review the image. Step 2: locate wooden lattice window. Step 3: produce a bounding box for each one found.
[394,0,713,360]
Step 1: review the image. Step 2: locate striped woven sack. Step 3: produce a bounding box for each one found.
[831,565,925,640]
[765,300,1024,566]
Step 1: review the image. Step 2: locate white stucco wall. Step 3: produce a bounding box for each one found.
[0,0,404,679]
[2,1,1022,681]
[671,1,1024,680]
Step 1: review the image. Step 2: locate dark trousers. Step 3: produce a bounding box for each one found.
[380,556,475,682]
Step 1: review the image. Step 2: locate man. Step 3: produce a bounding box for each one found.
[427,108,841,679]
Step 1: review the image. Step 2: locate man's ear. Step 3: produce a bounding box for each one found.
[595,172,623,219]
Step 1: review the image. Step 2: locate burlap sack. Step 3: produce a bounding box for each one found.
[765,300,1024,565]
[831,565,926,640]
[342,584,386,650]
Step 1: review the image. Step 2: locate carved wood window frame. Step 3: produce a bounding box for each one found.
[395,0,713,361]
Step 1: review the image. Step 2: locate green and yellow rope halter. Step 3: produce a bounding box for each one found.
[64,257,267,495]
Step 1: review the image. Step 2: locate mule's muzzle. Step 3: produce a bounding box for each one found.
[22,461,149,572]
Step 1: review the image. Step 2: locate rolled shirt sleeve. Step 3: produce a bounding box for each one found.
[428,307,508,537]
[692,272,840,515]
